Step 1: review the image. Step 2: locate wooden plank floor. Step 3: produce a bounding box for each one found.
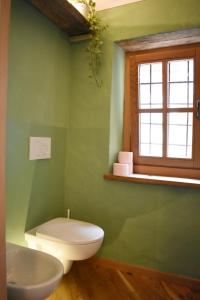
[46,260,200,300]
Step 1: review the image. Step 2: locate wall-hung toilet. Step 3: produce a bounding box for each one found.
[25,218,104,273]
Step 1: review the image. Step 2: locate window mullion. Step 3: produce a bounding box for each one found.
[163,61,168,158]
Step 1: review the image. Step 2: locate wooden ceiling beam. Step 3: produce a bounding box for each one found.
[117,28,200,52]
[26,0,91,37]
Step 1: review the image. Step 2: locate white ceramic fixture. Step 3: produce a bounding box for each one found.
[6,242,63,300]
[25,218,104,273]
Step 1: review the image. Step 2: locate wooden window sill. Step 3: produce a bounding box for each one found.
[104,173,200,188]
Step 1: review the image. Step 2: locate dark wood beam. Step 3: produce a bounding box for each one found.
[117,28,200,52]
[27,0,91,37]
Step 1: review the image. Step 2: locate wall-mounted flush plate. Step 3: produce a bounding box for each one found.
[29,137,51,160]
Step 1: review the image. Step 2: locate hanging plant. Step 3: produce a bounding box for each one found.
[74,0,108,87]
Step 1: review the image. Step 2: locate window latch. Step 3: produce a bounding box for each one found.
[197,100,200,120]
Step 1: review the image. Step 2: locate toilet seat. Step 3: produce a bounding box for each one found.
[36,218,104,245]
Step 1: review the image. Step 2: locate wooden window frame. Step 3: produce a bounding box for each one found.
[124,43,200,180]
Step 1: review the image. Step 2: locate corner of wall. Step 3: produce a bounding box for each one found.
[108,44,125,168]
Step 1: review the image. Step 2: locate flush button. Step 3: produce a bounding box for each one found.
[29,137,51,160]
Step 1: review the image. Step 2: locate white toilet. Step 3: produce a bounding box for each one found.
[25,218,104,273]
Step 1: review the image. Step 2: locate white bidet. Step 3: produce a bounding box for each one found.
[6,243,63,300]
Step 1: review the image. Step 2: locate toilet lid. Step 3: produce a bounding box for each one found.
[36,218,104,245]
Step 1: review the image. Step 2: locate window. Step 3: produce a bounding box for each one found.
[125,44,200,179]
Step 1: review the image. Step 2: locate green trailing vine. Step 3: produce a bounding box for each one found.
[75,0,108,87]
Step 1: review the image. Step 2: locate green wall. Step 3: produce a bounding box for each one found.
[6,0,200,280]
[6,0,70,244]
[66,0,200,279]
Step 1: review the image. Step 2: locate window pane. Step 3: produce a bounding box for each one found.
[139,84,150,108]
[169,60,188,82]
[167,112,193,159]
[140,113,150,124]
[169,83,189,108]
[150,113,162,124]
[188,126,193,146]
[187,146,192,158]
[168,125,187,145]
[140,144,150,156]
[189,82,194,106]
[168,145,190,159]
[139,113,163,157]
[139,62,163,109]
[140,124,150,143]
[168,112,193,128]
[139,64,150,83]
[150,145,163,157]
[151,63,162,83]
[151,84,163,108]
[189,60,194,81]
[151,125,162,144]
[168,59,194,108]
